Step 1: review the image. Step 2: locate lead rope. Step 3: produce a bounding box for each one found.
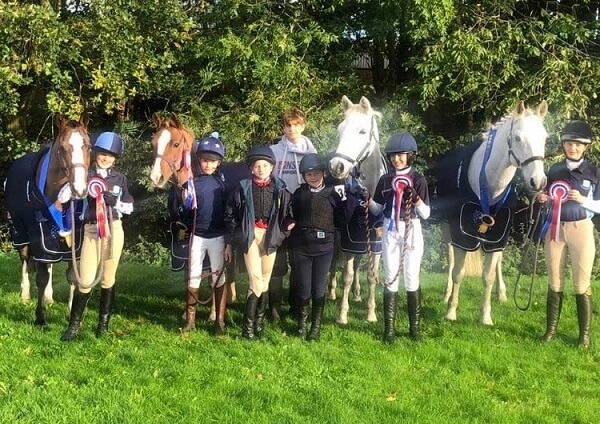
[364,196,379,285]
[69,200,106,288]
[513,198,544,311]
[386,195,413,287]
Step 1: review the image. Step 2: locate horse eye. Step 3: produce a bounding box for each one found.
[514,135,522,143]
[359,129,367,135]
[173,142,180,148]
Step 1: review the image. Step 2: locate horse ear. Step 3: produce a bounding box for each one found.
[55,114,67,131]
[151,112,162,128]
[170,113,182,128]
[359,96,372,112]
[341,96,353,111]
[514,100,526,115]
[536,100,548,118]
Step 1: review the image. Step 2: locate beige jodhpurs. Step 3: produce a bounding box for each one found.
[243,227,277,296]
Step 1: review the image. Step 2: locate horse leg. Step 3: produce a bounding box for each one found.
[496,252,507,302]
[352,254,362,302]
[209,291,216,321]
[443,241,454,304]
[19,246,32,303]
[328,233,341,300]
[445,247,467,321]
[65,262,77,313]
[43,263,55,306]
[366,254,380,323]
[481,251,502,326]
[336,253,354,325]
[34,262,51,326]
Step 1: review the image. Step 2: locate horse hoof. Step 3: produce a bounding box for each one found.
[328,291,337,301]
[481,318,494,326]
[498,293,508,302]
[366,313,377,323]
[336,316,348,325]
[43,298,55,306]
[444,312,457,322]
[353,295,363,302]
[34,318,47,326]
[21,297,31,304]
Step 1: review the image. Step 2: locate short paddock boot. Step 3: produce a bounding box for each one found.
[576,292,592,349]
[383,289,397,344]
[213,284,228,336]
[254,292,268,338]
[541,289,563,343]
[181,287,199,332]
[307,296,325,342]
[297,298,310,339]
[407,289,422,341]
[268,277,283,325]
[60,289,91,342]
[96,287,115,338]
[242,292,260,340]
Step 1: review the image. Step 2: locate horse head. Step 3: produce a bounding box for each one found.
[506,100,549,192]
[53,115,91,199]
[149,112,195,188]
[330,96,383,194]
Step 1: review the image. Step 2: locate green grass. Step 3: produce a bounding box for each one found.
[0,252,598,423]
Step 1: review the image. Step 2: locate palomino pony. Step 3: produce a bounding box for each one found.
[439,101,548,326]
[5,116,91,325]
[328,96,388,324]
[149,113,248,321]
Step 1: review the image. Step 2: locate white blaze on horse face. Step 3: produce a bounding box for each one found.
[150,129,171,187]
[69,131,87,198]
[331,113,373,179]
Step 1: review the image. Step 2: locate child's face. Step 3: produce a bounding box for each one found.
[563,140,588,161]
[199,158,221,175]
[389,152,409,170]
[96,152,116,169]
[251,159,274,181]
[283,119,306,143]
[303,170,325,189]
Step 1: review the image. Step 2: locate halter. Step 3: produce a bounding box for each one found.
[334,114,379,170]
[154,128,190,186]
[506,118,545,169]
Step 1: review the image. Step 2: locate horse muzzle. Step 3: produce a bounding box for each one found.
[329,157,352,179]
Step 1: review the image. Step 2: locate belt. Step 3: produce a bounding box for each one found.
[85,219,120,225]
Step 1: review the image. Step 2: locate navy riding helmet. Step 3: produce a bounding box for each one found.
[385,132,418,155]
[246,145,276,167]
[93,132,125,157]
[196,135,225,160]
[299,153,326,174]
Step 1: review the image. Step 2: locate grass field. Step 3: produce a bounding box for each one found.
[0,252,598,423]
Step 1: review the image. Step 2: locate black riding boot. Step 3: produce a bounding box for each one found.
[242,292,259,340]
[181,287,199,332]
[576,292,592,349]
[307,296,325,342]
[268,277,282,325]
[96,287,115,338]
[407,289,422,341]
[255,292,269,338]
[60,289,91,341]
[297,298,310,339]
[383,289,397,344]
[541,289,563,343]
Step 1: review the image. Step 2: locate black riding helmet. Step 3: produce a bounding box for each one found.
[384,132,418,168]
[299,153,326,174]
[560,120,593,144]
[246,145,276,167]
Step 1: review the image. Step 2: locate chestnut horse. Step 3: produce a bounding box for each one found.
[5,116,91,325]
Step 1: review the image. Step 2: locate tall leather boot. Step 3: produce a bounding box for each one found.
[383,289,397,344]
[307,296,325,342]
[213,284,228,336]
[268,277,282,325]
[181,287,199,332]
[576,292,592,349]
[242,292,259,340]
[541,289,563,343]
[60,288,91,341]
[407,289,422,341]
[297,298,310,339]
[254,292,268,338]
[96,287,115,338]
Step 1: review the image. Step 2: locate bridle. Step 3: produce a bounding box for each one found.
[154,128,191,186]
[506,117,545,169]
[333,114,379,170]
[53,129,90,188]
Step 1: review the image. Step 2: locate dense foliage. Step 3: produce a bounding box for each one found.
[1,0,599,253]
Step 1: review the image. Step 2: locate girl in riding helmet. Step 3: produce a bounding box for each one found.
[61,132,134,341]
[289,153,348,341]
[370,132,430,343]
[537,120,600,349]
[224,145,295,341]
[181,135,229,335]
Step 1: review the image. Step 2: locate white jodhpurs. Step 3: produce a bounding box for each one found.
[381,218,424,293]
[188,235,225,289]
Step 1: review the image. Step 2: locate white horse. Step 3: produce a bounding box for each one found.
[329,96,388,324]
[444,101,548,325]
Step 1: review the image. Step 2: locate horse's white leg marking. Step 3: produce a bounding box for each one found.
[481,251,502,325]
[20,259,31,303]
[366,255,380,322]
[337,253,354,324]
[227,282,237,303]
[328,269,337,300]
[444,241,454,304]
[150,130,170,186]
[496,253,507,301]
[209,292,216,321]
[445,247,467,321]
[352,254,362,302]
[43,263,54,306]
